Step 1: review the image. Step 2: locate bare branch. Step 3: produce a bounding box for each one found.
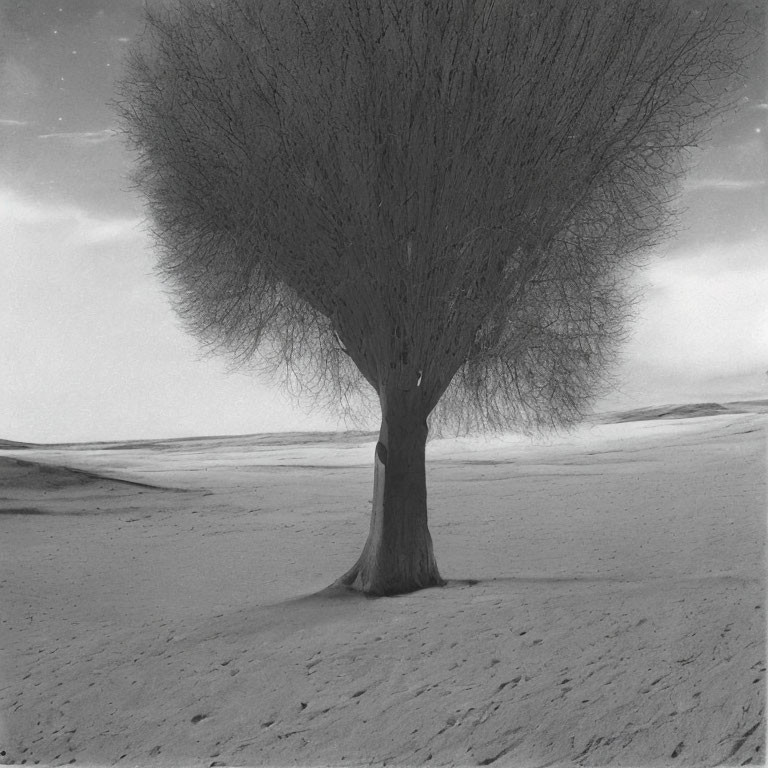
[114,0,756,432]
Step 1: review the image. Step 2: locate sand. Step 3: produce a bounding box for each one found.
[0,405,765,767]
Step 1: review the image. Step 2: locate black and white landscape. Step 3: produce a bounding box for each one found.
[1,402,764,766]
[1,2,766,766]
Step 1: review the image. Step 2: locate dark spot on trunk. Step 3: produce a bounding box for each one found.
[376,441,388,466]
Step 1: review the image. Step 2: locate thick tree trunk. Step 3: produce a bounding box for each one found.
[335,384,445,596]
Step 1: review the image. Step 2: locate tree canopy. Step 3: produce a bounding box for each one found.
[116,0,754,593]
[118,0,750,433]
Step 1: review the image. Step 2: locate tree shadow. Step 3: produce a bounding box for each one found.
[187,573,636,644]
[265,574,628,608]
[444,575,627,587]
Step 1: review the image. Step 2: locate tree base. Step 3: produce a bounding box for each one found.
[333,555,446,597]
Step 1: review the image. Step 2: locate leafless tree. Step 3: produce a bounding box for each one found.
[116,0,752,595]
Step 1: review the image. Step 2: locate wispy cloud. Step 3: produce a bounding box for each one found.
[0,118,29,126]
[37,128,118,144]
[684,178,767,192]
[617,237,768,406]
[0,187,142,243]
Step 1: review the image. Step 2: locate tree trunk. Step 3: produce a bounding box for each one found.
[335,384,445,596]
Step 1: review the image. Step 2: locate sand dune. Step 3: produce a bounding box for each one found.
[0,406,765,766]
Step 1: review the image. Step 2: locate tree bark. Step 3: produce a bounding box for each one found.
[335,384,445,596]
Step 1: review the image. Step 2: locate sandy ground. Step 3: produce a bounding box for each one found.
[0,405,765,767]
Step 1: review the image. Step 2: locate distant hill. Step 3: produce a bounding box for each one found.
[0,430,379,452]
[599,399,768,424]
[1,401,764,448]
[724,398,768,411]
[0,438,31,449]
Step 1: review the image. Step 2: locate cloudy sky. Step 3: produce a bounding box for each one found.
[1,1,766,443]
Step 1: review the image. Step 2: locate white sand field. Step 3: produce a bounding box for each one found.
[0,404,765,767]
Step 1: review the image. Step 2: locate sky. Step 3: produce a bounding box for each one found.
[0,1,766,443]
